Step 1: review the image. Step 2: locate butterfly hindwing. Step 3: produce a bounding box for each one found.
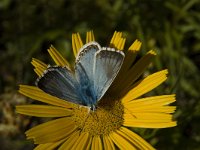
[36,66,82,105]
[93,48,125,101]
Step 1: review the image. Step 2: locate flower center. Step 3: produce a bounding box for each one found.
[72,97,124,136]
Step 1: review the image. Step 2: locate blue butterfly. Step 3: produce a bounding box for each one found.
[36,42,124,111]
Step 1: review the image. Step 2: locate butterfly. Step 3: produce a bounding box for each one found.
[36,42,124,111]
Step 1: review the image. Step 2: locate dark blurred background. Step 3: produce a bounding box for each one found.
[0,0,200,149]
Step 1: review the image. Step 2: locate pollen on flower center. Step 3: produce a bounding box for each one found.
[72,98,124,136]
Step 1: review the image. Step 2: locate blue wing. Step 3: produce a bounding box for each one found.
[74,42,101,108]
[75,41,101,81]
[93,48,124,101]
[36,66,82,105]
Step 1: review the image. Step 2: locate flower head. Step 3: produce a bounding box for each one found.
[17,31,176,149]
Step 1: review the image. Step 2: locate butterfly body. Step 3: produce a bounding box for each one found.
[36,42,124,110]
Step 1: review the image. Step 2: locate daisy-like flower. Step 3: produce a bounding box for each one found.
[16,31,176,150]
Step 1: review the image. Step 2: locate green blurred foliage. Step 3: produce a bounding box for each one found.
[0,0,200,149]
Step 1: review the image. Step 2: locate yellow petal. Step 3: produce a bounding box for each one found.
[31,58,48,70]
[109,31,126,50]
[122,70,168,103]
[110,31,117,45]
[113,32,122,48]
[71,132,91,150]
[124,112,173,120]
[116,37,126,50]
[119,127,155,150]
[123,95,176,113]
[48,45,70,67]
[85,135,93,150]
[123,112,177,128]
[111,50,156,95]
[34,68,42,77]
[123,121,177,128]
[34,138,67,150]
[31,58,48,76]
[72,33,83,56]
[102,135,115,150]
[109,130,137,150]
[122,39,142,72]
[77,33,84,49]
[125,106,176,113]
[19,85,73,109]
[129,39,142,51]
[26,117,76,144]
[91,136,103,150]
[124,95,176,107]
[86,30,95,43]
[59,131,80,150]
[72,34,77,56]
[16,105,72,117]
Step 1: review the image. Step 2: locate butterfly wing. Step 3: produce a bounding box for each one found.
[74,42,101,107]
[93,48,124,101]
[36,66,82,105]
[75,41,101,81]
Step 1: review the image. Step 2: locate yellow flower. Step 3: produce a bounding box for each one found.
[16,31,176,150]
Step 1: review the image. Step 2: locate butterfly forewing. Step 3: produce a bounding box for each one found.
[93,48,124,101]
[75,63,97,107]
[75,42,101,81]
[74,42,101,107]
[36,66,82,105]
